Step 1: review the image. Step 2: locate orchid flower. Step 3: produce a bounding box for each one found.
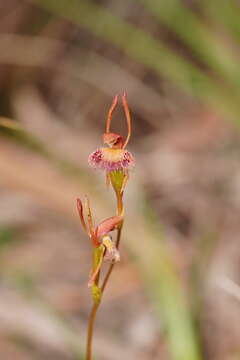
[77,197,122,289]
[88,93,135,173]
[88,94,135,214]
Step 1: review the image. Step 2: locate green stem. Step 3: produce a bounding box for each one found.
[85,225,123,360]
[86,302,100,360]
[85,186,124,359]
[101,226,122,292]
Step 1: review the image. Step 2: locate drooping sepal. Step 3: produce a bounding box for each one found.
[95,215,123,239]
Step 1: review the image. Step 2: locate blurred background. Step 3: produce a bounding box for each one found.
[1,0,240,359]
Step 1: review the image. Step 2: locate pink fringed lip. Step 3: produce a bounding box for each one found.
[88,148,135,171]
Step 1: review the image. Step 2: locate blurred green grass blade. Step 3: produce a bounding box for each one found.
[0,118,50,157]
[0,118,94,187]
[126,203,202,360]
[203,0,240,42]
[140,0,240,90]
[142,204,202,360]
[33,0,240,125]
[0,226,16,249]
[147,249,200,360]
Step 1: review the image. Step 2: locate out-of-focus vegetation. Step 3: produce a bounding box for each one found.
[1,1,240,360]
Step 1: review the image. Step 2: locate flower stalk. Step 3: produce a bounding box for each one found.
[77,94,135,360]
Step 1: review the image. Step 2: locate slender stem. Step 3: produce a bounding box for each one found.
[101,190,123,292]
[86,302,100,360]
[85,192,123,360]
[86,254,102,360]
[101,225,122,292]
[116,192,123,215]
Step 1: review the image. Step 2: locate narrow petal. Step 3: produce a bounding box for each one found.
[122,93,132,149]
[84,195,94,236]
[84,196,100,247]
[106,95,118,133]
[95,215,123,239]
[76,198,88,233]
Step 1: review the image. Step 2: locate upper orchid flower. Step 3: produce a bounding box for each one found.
[88,93,135,173]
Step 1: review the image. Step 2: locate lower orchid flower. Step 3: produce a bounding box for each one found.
[77,197,122,295]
